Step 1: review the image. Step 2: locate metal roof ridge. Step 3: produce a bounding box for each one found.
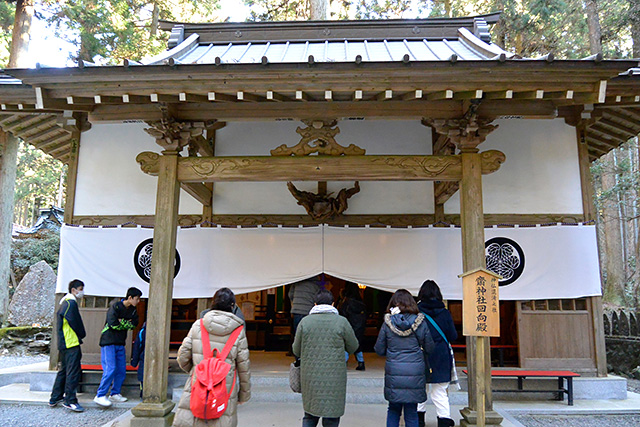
[141,33,200,66]
[457,27,512,60]
[157,13,503,31]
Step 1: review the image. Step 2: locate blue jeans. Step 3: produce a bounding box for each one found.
[387,402,418,427]
[97,345,126,397]
[302,412,340,427]
[345,351,364,363]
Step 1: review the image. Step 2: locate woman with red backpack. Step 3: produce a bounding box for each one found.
[173,288,251,427]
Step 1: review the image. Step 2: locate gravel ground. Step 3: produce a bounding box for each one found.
[0,403,128,427]
[0,353,49,369]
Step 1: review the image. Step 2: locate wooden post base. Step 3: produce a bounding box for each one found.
[459,408,503,426]
[131,401,175,427]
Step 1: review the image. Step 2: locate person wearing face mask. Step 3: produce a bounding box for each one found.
[49,279,87,412]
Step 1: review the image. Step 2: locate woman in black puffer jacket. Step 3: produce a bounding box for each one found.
[417,280,458,427]
[375,289,435,427]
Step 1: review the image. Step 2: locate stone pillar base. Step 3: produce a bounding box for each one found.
[131,400,176,427]
[459,407,503,426]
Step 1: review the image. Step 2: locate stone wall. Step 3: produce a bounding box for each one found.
[604,308,640,377]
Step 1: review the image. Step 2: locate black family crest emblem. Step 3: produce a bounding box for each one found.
[133,238,181,283]
[485,237,525,286]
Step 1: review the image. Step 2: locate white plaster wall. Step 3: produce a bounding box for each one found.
[74,122,203,216]
[74,118,582,217]
[444,118,583,214]
[212,120,434,214]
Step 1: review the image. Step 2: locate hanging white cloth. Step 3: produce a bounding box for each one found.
[56,223,601,300]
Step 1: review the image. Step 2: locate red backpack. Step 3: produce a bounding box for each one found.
[190,319,244,420]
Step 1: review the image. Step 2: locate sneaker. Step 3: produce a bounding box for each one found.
[93,395,113,407]
[48,398,63,407]
[62,402,85,412]
[109,394,128,403]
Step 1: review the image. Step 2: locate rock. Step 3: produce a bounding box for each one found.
[7,261,56,327]
[632,366,640,381]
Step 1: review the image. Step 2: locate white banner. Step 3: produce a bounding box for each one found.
[57,224,602,300]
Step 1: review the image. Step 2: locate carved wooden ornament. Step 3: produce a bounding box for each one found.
[270,120,366,156]
[287,181,360,221]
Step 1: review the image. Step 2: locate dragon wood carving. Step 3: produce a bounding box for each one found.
[287,181,361,221]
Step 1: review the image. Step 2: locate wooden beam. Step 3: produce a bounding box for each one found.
[71,213,586,228]
[597,117,639,138]
[189,135,214,157]
[602,108,640,126]
[402,90,423,101]
[27,126,65,143]
[136,151,506,183]
[434,181,460,204]
[266,90,291,102]
[13,116,58,134]
[180,182,212,206]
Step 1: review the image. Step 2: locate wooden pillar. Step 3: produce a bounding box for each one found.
[50,131,82,370]
[132,116,202,426]
[49,113,88,370]
[131,150,180,426]
[458,151,501,426]
[430,113,502,427]
[576,126,607,376]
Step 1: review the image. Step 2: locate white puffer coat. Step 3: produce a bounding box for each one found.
[173,310,251,427]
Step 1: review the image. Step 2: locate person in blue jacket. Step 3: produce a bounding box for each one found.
[131,322,146,397]
[49,279,87,412]
[416,280,458,427]
[375,289,435,427]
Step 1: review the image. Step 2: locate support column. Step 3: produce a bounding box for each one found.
[132,116,203,427]
[458,152,501,426]
[50,113,89,370]
[576,125,607,376]
[132,150,180,427]
[429,110,502,426]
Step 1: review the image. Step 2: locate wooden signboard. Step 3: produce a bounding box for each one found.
[460,268,501,337]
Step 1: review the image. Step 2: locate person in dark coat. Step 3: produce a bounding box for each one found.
[338,282,367,370]
[374,289,435,427]
[416,280,457,427]
[49,279,87,412]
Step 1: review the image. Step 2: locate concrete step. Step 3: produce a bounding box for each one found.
[172,375,469,405]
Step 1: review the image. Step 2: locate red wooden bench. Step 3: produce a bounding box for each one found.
[463,369,580,405]
[81,364,137,372]
[451,344,517,367]
[79,364,139,392]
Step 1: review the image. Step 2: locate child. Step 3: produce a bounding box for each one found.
[131,322,146,397]
[93,287,141,407]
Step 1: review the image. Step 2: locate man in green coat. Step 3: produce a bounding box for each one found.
[293,288,359,427]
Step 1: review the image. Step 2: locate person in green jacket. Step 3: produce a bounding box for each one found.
[293,288,359,427]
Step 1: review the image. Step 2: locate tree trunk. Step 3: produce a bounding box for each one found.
[8,0,35,68]
[150,1,159,37]
[0,132,19,325]
[600,152,626,305]
[309,0,327,20]
[631,0,640,58]
[585,0,602,54]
